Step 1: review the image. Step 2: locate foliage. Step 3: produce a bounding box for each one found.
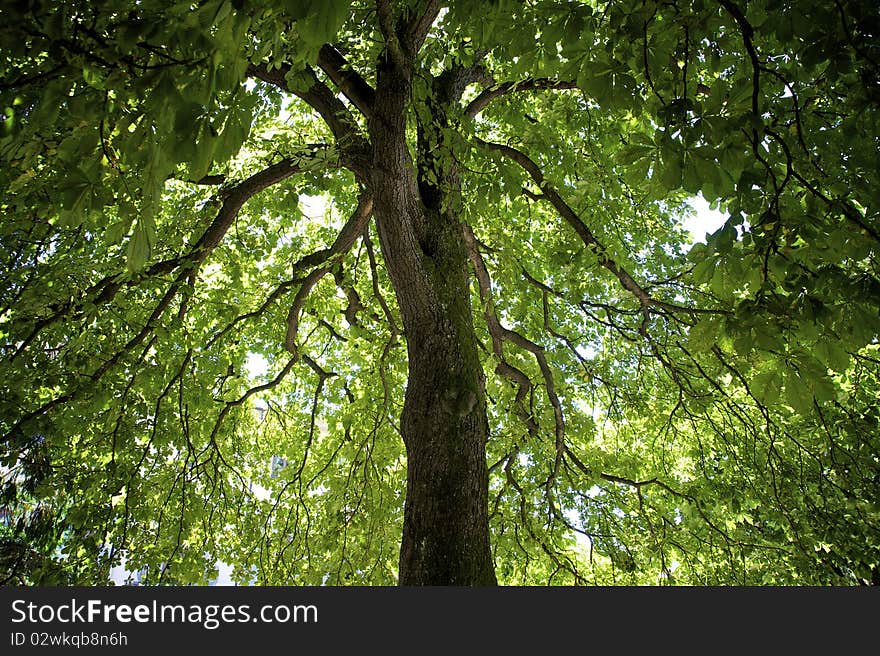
[1,0,878,585]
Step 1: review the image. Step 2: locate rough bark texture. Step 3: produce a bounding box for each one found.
[369,52,496,585]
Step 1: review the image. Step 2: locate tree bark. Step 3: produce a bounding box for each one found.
[368,55,496,585]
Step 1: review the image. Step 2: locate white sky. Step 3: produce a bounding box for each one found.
[684,193,726,244]
[244,352,269,379]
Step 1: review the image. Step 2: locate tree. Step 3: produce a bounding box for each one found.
[1,0,878,586]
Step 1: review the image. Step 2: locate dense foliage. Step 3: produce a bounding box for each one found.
[1,0,878,585]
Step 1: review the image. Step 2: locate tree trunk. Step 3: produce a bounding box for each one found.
[369,57,496,585]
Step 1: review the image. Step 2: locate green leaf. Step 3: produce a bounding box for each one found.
[578,60,612,101]
[126,219,153,271]
[688,316,721,351]
[82,66,105,90]
[726,78,754,108]
[281,0,312,21]
[104,220,131,246]
[187,132,217,181]
[784,370,813,414]
[814,339,850,373]
[691,255,716,284]
[659,150,683,190]
[618,142,655,165]
[299,0,348,47]
[752,369,782,405]
[682,153,702,194]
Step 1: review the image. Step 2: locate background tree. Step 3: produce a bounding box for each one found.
[1,0,878,585]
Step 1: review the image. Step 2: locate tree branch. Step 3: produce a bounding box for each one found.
[477,139,729,326]
[11,156,308,362]
[187,174,226,186]
[3,153,329,445]
[317,44,376,120]
[465,78,578,118]
[363,227,401,337]
[285,195,374,354]
[403,0,441,54]
[292,195,374,271]
[475,138,654,306]
[718,0,760,117]
[463,223,563,449]
[285,266,333,355]
[247,62,369,172]
[376,0,408,71]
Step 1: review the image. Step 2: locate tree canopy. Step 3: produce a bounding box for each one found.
[1,0,879,585]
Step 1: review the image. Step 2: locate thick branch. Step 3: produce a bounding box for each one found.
[187,174,226,185]
[434,58,494,107]
[376,0,408,71]
[285,267,332,355]
[247,62,368,168]
[403,0,441,53]
[292,195,374,271]
[465,78,578,117]
[317,44,376,119]
[194,158,305,254]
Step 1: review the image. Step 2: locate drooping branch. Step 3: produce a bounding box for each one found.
[210,355,299,436]
[362,228,400,337]
[10,156,309,361]
[205,278,304,349]
[4,266,186,443]
[476,138,723,320]
[503,457,586,583]
[360,230,401,420]
[463,223,564,457]
[4,156,323,443]
[465,78,578,118]
[519,266,615,389]
[285,195,374,354]
[476,139,652,307]
[463,226,537,436]
[562,445,786,555]
[332,261,365,327]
